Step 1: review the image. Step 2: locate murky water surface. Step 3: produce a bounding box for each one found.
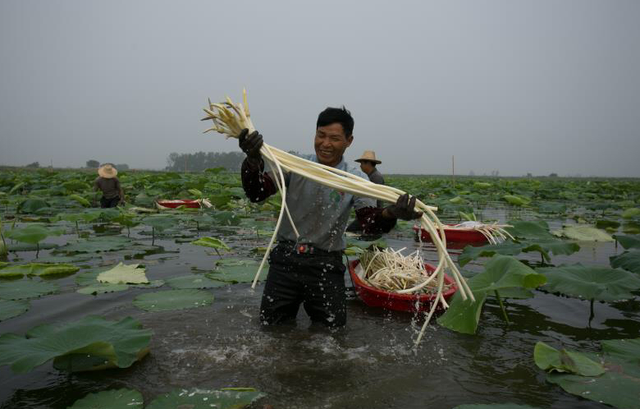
[0,207,638,409]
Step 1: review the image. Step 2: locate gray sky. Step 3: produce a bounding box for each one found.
[1,0,639,177]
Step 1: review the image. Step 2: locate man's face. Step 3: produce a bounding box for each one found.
[314,123,353,167]
[359,161,374,174]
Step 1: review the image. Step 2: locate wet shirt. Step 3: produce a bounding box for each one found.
[94,177,121,199]
[241,155,396,252]
[276,155,376,252]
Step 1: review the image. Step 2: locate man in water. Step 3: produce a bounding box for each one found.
[346,151,386,232]
[94,163,124,208]
[238,106,422,327]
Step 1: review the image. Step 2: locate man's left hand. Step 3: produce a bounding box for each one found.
[383,194,423,220]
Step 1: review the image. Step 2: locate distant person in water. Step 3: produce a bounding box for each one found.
[346,151,385,232]
[94,163,124,208]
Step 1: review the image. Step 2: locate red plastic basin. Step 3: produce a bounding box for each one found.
[413,225,488,244]
[348,259,457,313]
[156,199,201,209]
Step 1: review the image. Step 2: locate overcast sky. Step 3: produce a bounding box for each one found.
[1,1,639,177]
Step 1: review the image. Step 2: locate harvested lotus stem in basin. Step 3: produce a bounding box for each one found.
[359,247,453,295]
[201,90,475,345]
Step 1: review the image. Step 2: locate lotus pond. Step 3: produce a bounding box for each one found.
[1,169,640,409]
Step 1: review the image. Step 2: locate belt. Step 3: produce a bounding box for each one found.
[277,241,342,257]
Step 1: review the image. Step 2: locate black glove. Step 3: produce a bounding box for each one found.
[238,129,263,160]
[384,193,423,220]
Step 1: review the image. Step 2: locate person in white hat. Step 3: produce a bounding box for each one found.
[94,163,124,208]
[346,151,386,232]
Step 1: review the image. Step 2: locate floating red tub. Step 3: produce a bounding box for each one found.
[348,260,457,313]
[156,199,202,209]
[413,224,488,244]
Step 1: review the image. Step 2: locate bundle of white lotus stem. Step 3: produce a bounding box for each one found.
[360,247,452,294]
[450,221,515,245]
[201,90,475,345]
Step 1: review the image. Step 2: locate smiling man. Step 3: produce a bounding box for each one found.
[238,106,422,327]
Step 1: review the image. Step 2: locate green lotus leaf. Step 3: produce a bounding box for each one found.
[614,234,640,250]
[534,342,604,376]
[67,389,144,409]
[537,338,640,409]
[552,225,613,242]
[17,198,50,214]
[146,388,265,409]
[166,275,229,289]
[188,188,203,197]
[133,289,214,311]
[622,207,640,219]
[0,300,30,321]
[0,280,58,300]
[75,270,102,286]
[610,250,640,274]
[206,263,267,284]
[4,224,63,245]
[0,315,152,373]
[438,255,545,334]
[538,264,640,302]
[537,202,567,214]
[6,242,58,252]
[454,405,543,409]
[192,236,231,251]
[596,219,621,230]
[77,284,130,295]
[142,215,179,231]
[56,236,132,253]
[504,220,554,240]
[69,194,91,207]
[0,263,79,279]
[97,263,148,284]
[458,242,523,266]
[502,195,531,206]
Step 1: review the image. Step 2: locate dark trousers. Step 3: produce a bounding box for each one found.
[260,244,346,327]
[100,196,120,208]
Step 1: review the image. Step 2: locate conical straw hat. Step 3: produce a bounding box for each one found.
[98,164,118,179]
[354,150,381,164]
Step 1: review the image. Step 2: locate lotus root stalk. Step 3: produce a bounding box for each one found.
[201,90,475,345]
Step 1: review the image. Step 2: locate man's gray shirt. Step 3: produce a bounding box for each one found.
[272,155,376,252]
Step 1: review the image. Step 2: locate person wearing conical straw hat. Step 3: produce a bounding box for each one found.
[94,163,124,208]
[346,151,386,232]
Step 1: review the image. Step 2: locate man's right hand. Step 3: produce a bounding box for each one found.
[238,129,263,160]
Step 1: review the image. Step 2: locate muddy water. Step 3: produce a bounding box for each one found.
[0,216,638,409]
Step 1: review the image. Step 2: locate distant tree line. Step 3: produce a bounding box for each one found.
[166,151,245,172]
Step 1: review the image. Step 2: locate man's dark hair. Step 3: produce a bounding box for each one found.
[316,106,354,136]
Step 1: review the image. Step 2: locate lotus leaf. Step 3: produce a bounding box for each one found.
[596,219,621,230]
[77,284,130,295]
[97,263,148,284]
[67,389,144,409]
[537,338,640,409]
[192,236,231,251]
[504,220,554,240]
[56,236,132,253]
[502,195,531,206]
[614,234,640,250]
[0,280,58,300]
[69,194,91,207]
[0,315,151,373]
[7,242,58,252]
[166,275,228,289]
[0,300,29,321]
[538,264,640,302]
[17,198,50,214]
[610,251,640,274]
[534,342,604,376]
[4,224,63,245]
[622,207,640,219]
[552,225,613,242]
[142,215,179,231]
[438,256,546,334]
[206,263,268,284]
[133,289,214,311]
[0,263,79,279]
[145,388,265,409]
